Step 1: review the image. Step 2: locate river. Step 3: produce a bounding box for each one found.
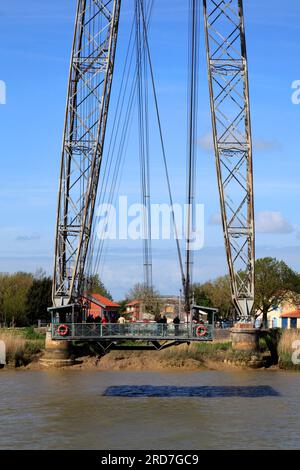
[0,369,300,449]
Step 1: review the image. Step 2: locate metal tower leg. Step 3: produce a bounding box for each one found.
[203,0,255,321]
[53,0,121,307]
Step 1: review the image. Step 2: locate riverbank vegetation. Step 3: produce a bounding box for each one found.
[159,341,266,369]
[157,341,232,367]
[0,327,45,367]
[278,329,300,370]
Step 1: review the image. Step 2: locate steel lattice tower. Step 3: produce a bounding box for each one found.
[53,0,121,307]
[52,0,255,323]
[203,0,255,320]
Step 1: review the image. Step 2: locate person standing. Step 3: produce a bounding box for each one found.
[173,315,180,336]
[101,314,108,336]
[156,314,162,336]
[162,315,168,336]
[118,314,126,335]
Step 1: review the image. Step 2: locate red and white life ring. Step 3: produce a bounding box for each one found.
[57,324,69,337]
[196,325,207,337]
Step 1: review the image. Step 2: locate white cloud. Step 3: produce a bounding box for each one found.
[253,138,281,151]
[198,132,281,152]
[16,233,41,242]
[256,211,294,234]
[209,211,293,235]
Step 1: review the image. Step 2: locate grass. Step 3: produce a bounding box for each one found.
[159,341,232,366]
[194,341,232,352]
[8,326,46,340]
[278,329,300,370]
[158,341,262,368]
[0,327,46,367]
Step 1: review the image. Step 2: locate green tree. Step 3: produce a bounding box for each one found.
[0,272,33,326]
[86,274,112,300]
[254,257,300,328]
[193,284,213,308]
[25,276,52,325]
[0,273,9,324]
[192,275,232,318]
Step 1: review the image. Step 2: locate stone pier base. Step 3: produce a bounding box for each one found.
[40,332,75,367]
[230,324,266,368]
[231,323,259,352]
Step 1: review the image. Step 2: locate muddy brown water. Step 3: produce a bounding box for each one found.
[0,369,300,449]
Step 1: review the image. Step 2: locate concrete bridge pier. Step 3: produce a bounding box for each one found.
[230,324,266,367]
[231,323,259,352]
[40,331,75,367]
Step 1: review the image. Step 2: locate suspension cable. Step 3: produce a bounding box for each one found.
[139,0,186,289]
[135,0,153,290]
[184,0,200,314]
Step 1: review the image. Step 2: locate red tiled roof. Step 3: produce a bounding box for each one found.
[126,300,140,306]
[84,292,120,308]
[280,310,300,318]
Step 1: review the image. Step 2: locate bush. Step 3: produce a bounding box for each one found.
[23,326,45,340]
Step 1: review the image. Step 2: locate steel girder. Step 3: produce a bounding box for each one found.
[53,0,121,307]
[203,0,255,320]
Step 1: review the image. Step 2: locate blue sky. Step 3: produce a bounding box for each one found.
[0,0,300,299]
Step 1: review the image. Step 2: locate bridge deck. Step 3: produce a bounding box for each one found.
[51,322,214,342]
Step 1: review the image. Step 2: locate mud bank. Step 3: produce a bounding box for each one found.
[24,342,276,372]
[0,340,288,372]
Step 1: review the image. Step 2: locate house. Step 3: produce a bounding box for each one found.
[257,295,300,329]
[279,296,300,328]
[161,296,178,316]
[280,310,300,329]
[85,293,120,322]
[125,295,219,323]
[126,296,181,321]
[125,300,141,321]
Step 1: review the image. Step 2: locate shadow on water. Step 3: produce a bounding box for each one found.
[104,385,280,398]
